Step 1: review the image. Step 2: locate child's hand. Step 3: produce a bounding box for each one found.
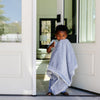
[50,41,55,48]
[47,41,55,53]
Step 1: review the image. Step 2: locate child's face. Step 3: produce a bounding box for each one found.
[55,31,68,41]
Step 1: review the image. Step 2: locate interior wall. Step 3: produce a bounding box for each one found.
[37,0,72,50]
[37,0,57,50]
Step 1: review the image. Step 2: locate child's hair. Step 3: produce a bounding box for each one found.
[55,25,68,34]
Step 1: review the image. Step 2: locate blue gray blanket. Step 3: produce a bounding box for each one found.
[47,39,78,95]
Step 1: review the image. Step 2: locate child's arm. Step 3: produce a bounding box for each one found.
[47,41,55,53]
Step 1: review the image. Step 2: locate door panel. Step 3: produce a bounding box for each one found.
[63,0,100,94]
[71,0,100,93]
[0,0,33,94]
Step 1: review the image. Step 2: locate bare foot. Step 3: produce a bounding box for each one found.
[46,92,53,96]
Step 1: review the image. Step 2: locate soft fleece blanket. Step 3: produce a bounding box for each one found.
[47,39,78,95]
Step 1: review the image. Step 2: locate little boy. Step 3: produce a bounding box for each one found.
[47,25,68,54]
[46,25,77,96]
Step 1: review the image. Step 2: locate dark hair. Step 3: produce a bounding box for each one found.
[55,25,68,34]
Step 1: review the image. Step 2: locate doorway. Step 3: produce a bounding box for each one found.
[33,0,99,96]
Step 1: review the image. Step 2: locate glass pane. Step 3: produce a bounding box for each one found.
[64,0,77,43]
[0,0,21,42]
[79,0,95,43]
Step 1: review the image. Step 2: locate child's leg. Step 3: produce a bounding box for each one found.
[49,79,66,93]
[48,75,57,93]
[48,78,52,93]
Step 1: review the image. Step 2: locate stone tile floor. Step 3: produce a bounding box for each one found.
[36,78,99,96]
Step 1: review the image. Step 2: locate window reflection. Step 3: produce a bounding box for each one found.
[0,0,21,42]
[64,0,77,43]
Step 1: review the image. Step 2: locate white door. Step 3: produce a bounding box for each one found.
[0,0,33,94]
[72,0,100,94]
[57,0,100,94]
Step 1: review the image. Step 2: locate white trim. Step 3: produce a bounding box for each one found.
[62,0,64,25]
[76,0,79,43]
[32,0,36,95]
[57,0,64,25]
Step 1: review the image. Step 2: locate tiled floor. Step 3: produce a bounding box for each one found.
[36,77,98,96]
[0,78,99,100]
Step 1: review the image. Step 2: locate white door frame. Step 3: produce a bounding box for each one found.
[57,0,64,25]
[76,0,80,43]
[32,0,37,95]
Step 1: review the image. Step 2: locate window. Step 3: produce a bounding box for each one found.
[64,0,95,43]
[79,0,96,43]
[0,0,21,42]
